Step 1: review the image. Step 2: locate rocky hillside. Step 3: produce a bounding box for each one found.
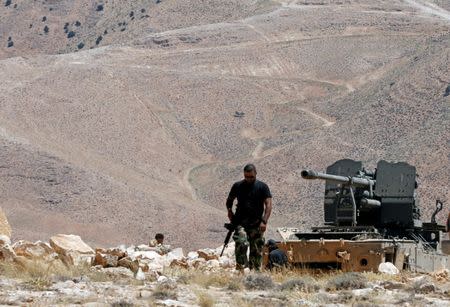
[0,0,449,249]
[0,0,277,59]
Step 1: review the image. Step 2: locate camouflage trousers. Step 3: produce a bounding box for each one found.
[233,225,265,271]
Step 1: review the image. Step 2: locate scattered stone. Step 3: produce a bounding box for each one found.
[157,275,168,283]
[206,259,220,269]
[94,251,118,267]
[0,235,11,246]
[432,268,449,282]
[135,267,145,280]
[12,240,54,260]
[50,234,95,266]
[0,244,16,261]
[187,251,198,260]
[218,256,233,268]
[101,266,134,279]
[170,259,189,269]
[417,282,436,294]
[378,262,399,275]
[117,256,139,273]
[189,257,206,268]
[197,248,218,261]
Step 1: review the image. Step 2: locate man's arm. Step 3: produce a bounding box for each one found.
[226,184,237,222]
[260,197,272,232]
[226,197,235,221]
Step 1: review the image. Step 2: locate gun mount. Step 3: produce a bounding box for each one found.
[272,159,448,273]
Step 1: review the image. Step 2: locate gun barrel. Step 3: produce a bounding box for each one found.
[361,198,381,208]
[301,170,375,187]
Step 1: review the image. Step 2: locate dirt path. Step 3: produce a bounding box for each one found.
[405,0,450,22]
[297,107,335,127]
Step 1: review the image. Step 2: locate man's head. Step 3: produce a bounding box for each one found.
[267,239,277,252]
[155,233,164,244]
[243,163,257,184]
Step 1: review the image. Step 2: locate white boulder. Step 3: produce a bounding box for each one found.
[50,234,95,266]
[135,267,145,280]
[187,251,198,260]
[0,235,11,247]
[378,262,399,275]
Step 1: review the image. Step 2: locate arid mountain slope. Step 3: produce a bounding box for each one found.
[0,0,277,59]
[0,0,449,248]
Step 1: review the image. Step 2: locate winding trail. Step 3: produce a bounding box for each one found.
[405,0,450,22]
[297,107,335,127]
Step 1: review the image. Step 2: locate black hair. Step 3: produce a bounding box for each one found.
[155,233,164,240]
[243,163,256,172]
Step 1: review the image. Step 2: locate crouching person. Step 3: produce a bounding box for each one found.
[266,239,288,270]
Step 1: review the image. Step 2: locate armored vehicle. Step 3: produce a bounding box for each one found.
[274,159,448,272]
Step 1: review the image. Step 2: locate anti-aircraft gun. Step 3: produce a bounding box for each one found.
[275,159,448,272]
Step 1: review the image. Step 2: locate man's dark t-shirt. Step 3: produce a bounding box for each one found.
[227,179,272,227]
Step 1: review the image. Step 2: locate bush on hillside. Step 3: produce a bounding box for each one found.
[280,277,320,292]
[243,273,274,290]
[326,272,367,291]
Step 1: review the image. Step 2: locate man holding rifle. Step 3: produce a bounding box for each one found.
[225,164,272,271]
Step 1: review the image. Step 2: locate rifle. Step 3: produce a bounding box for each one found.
[220,223,236,257]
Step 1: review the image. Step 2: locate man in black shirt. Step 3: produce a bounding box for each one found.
[226,164,272,270]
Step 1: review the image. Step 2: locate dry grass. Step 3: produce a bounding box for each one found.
[111,302,135,307]
[151,284,178,300]
[279,276,319,292]
[0,257,145,289]
[195,291,215,307]
[364,270,412,282]
[167,268,239,289]
[0,258,91,290]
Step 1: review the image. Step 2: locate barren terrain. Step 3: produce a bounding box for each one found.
[0,0,449,249]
